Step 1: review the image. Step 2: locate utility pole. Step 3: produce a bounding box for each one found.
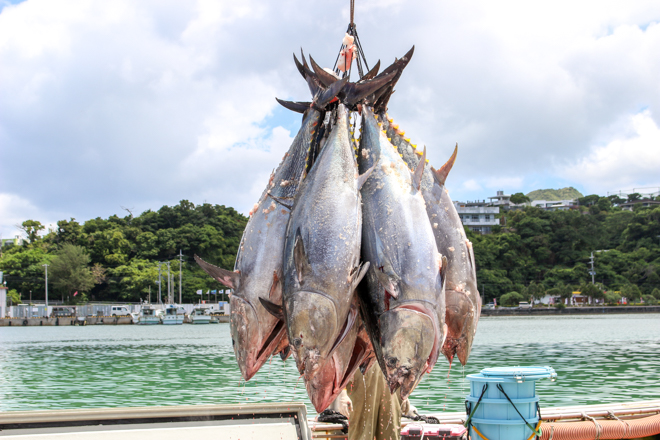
[43,264,49,308]
[166,262,171,304]
[589,252,596,285]
[158,262,162,304]
[178,250,183,304]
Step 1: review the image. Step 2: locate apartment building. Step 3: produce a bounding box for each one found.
[453,200,500,234]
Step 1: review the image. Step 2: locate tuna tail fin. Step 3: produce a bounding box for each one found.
[194,255,240,289]
[314,76,349,109]
[293,228,312,285]
[259,297,284,321]
[372,46,415,113]
[412,145,426,191]
[294,52,322,98]
[359,60,381,82]
[309,54,339,88]
[432,144,458,186]
[341,72,395,109]
[275,98,311,114]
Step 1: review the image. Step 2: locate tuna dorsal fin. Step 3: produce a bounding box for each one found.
[259,297,284,321]
[432,144,457,186]
[309,54,339,88]
[275,98,311,114]
[327,304,358,357]
[194,255,240,289]
[357,162,377,190]
[293,229,311,284]
[412,145,426,191]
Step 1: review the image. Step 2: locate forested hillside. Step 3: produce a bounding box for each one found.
[0,201,247,304]
[1,197,659,306]
[471,200,660,304]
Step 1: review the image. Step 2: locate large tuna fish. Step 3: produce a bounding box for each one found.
[274,104,371,381]
[195,107,323,381]
[357,106,446,398]
[382,115,481,365]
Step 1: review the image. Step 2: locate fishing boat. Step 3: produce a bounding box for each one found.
[137,305,162,325]
[189,306,212,324]
[161,304,185,325]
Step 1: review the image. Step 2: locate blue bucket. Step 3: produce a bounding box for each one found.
[465,366,556,440]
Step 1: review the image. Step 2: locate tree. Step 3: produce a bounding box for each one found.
[500,291,524,306]
[580,283,604,300]
[621,284,642,302]
[7,289,21,305]
[510,193,530,204]
[652,288,660,300]
[642,294,658,305]
[578,195,600,206]
[50,244,95,302]
[19,220,45,244]
[523,281,545,301]
[604,291,622,305]
[627,193,642,203]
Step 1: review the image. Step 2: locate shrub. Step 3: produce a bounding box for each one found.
[500,291,525,307]
[643,295,658,306]
[555,303,566,310]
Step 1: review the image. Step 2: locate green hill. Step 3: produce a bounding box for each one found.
[526,187,583,201]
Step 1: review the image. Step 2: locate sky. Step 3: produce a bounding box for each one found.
[1,0,660,238]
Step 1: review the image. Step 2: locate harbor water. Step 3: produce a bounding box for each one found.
[0,314,658,415]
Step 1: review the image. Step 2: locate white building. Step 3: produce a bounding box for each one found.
[488,190,512,208]
[453,200,500,234]
[530,199,576,211]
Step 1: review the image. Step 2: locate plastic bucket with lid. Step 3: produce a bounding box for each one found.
[465,366,556,440]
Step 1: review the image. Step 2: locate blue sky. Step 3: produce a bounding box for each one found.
[1,0,659,237]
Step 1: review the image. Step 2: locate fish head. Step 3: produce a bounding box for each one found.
[286,291,338,379]
[378,306,435,398]
[443,289,478,366]
[229,295,262,380]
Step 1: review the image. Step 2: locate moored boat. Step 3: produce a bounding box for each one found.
[161,304,185,325]
[137,305,162,325]
[190,306,212,324]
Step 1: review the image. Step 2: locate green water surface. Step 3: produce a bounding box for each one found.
[0,314,658,414]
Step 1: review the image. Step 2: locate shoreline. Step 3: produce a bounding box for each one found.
[481,305,660,316]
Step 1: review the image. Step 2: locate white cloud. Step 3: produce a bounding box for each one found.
[562,110,660,193]
[0,193,60,238]
[0,0,659,221]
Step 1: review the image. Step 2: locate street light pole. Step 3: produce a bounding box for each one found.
[158,262,162,304]
[166,262,171,304]
[43,264,49,308]
[178,250,183,304]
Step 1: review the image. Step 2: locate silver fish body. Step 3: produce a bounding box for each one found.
[283,104,367,381]
[383,115,481,366]
[357,107,446,398]
[196,109,322,381]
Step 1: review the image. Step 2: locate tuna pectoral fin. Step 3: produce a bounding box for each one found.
[275,98,311,114]
[259,297,284,321]
[327,305,358,357]
[293,229,311,284]
[431,144,458,186]
[194,255,240,289]
[375,269,400,299]
[357,162,377,190]
[279,345,291,361]
[412,146,426,191]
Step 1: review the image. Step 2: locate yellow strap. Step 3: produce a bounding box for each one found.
[471,421,542,440]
